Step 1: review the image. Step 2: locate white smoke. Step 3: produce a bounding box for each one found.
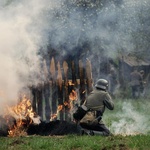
[0,0,58,108]
[0,0,150,112]
[111,101,150,135]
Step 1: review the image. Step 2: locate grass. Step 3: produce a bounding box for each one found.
[0,98,149,150]
[0,134,150,150]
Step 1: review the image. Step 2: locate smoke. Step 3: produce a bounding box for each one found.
[111,101,150,135]
[40,0,150,57]
[0,0,150,111]
[0,0,50,107]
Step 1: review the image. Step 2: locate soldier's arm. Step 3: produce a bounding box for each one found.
[103,93,114,110]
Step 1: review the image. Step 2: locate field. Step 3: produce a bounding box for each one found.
[0,134,150,150]
[0,99,150,150]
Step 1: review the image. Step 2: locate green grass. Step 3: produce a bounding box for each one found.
[0,99,149,150]
[0,134,150,150]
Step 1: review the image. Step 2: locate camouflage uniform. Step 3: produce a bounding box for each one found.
[79,88,114,136]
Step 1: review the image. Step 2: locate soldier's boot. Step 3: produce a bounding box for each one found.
[81,128,113,136]
[80,128,94,136]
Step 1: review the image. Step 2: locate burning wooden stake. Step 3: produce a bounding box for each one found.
[50,57,57,116]
[57,61,63,120]
[71,61,77,86]
[63,61,69,121]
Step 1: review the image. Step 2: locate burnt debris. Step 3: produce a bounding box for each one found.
[0,116,9,136]
[27,120,80,136]
[0,117,80,137]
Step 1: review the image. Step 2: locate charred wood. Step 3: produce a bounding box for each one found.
[71,61,77,86]
[0,116,80,137]
[0,116,9,136]
[63,61,70,121]
[43,83,51,121]
[37,87,43,120]
[50,58,57,115]
[27,120,80,136]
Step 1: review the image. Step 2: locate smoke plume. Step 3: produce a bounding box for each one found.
[0,0,150,113]
[111,101,150,135]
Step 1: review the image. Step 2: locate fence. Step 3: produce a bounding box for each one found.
[31,57,93,122]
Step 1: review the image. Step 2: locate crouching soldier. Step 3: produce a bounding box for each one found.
[79,79,114,136]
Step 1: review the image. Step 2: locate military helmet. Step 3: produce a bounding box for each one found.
[95,79,108,90]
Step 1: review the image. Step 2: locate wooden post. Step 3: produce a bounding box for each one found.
[63,61,70,121]
[43,60,51,121]
[37,85,43,120]
[57,61,64,120]
[79,60,86,105]
[70,60,78,120]
[71,61,77,86]
[86,59,93,94]
[31,86,37,113]
[50,57,56,80]
[50,57,57,116]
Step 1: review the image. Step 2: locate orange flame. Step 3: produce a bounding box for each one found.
[69,89,77,101]
[50,89,78,121]
[50,104,63,121]
[4,95,40,137]
[68,81,75,86]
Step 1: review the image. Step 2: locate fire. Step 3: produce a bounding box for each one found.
[4,95,40,137]
[68,81,75,86]
[50,102,70,121]
[50,89,78,121]
[82,90,86,94]
[50,104,63,121]
[69,89,77,101]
